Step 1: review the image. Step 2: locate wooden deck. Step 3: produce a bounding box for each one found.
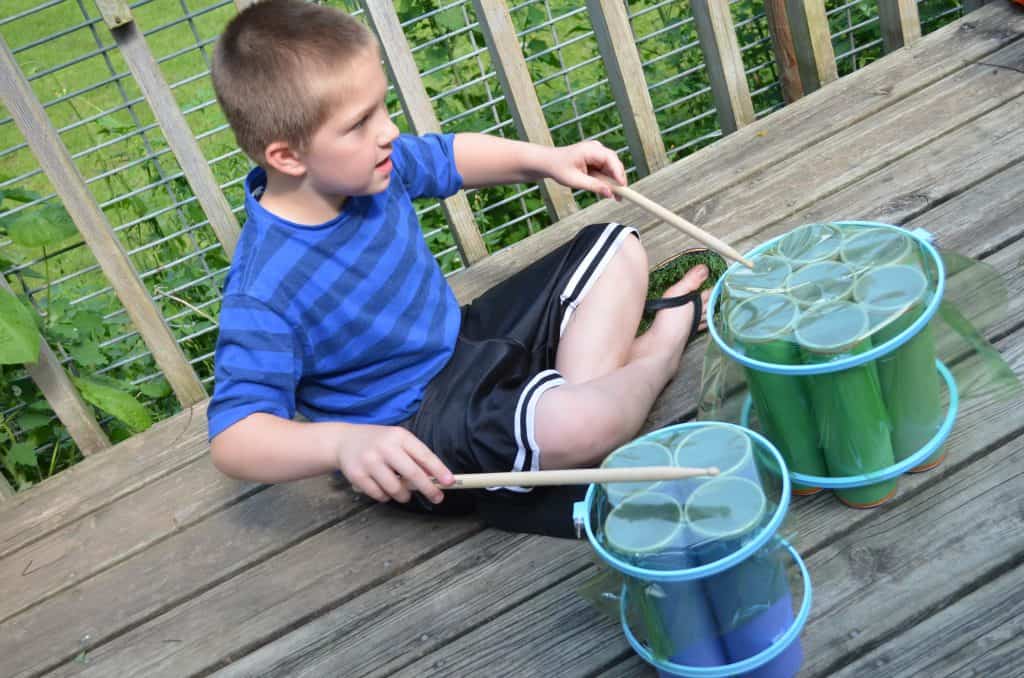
[2,3,1024,676]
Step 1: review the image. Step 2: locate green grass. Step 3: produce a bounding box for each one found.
[638,249,727,335]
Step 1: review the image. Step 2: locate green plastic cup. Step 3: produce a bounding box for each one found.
[775,223,843,266]
[728,294,827,495]
[795,301,898,508]
[855,265,944,471]
[785,261,856,308]
[601,441,673,506]
[722,255,793,301]
[603,490,684,556]
[840,228,920,274]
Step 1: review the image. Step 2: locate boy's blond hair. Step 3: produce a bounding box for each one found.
[212,0,375,164]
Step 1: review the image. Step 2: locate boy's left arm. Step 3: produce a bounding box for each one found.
[453,132,627,200]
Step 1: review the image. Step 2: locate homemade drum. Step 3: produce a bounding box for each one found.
[576,422,812,677]
[707,221,959,507]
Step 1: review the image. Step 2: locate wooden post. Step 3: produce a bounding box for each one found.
[691,0,757,134]
[785,0,838,94]
[0,36,207,407]
[94,3,241,258]
[362,2,490,265]
[94,0,132,29]
[1,279,110,456]
[0,474,13,500]
[878,0,922,52]
[471,0,578,221]
[765,0,805,103]
[586,0,669,176]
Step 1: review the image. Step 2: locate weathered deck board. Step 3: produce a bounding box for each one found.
[211,532,589,678]
[2,4,1023,677]
[44,512,481,677]
[800,432,1024,676]
[832,559,1024,677]
[0,401,209,560]
[3,477,372,677]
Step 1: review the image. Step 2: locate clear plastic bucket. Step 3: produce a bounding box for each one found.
[707,222,959,507]
[577,422,811,677]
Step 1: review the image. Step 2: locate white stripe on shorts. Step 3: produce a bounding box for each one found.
[559,223,639,337]
[494,369,566,493]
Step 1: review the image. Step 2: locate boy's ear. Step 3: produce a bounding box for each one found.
[263,140,306,177]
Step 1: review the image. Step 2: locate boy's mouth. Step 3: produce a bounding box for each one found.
[375,155,392,174]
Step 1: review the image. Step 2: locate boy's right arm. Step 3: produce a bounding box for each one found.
[210,413,452,504]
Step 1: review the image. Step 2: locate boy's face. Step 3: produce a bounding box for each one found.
[300,48,400,199]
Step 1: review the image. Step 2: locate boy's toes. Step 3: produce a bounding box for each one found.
[663,264,708,297]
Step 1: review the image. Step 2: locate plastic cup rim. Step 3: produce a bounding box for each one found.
[852,263,928,312]
[793,300,869,354]
[603,490,684,555]
[840,227,913,268]
[674,423,753,476]
[722,254,793,296]
[785,260,856,306]
[601,440,673,501]
[776,222,841,264]
[727,293,801,344]
[684,476,766,539]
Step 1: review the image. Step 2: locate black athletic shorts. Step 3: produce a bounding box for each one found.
[396,222,639,538]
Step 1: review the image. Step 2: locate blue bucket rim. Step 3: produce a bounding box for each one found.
[620,538,812,678]
[741,360,958,488]
[581,422,791,582]
[708,221,946,376]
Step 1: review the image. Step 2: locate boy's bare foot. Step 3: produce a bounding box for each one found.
[631,265,711,370]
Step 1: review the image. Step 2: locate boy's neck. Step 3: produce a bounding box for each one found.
[258,169,348,226]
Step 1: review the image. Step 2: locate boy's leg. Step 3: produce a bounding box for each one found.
[535,265,710,469]
[555,232,648,382]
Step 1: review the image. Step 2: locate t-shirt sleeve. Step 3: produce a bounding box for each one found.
[207,294,301,439]
[391,132,464,200]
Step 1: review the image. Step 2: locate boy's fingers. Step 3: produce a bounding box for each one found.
[404,436,454,486]
[355,474,389,503]
[371,464,411,503]
[580,172,614,199]
[387,447,444,504]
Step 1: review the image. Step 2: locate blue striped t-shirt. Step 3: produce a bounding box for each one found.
[207,133,464,439]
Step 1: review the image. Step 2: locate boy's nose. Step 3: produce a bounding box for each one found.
[379,119,400,145]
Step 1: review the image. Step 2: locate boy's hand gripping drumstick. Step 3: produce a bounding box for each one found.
[431,465,719,490]
[596,174,754,269]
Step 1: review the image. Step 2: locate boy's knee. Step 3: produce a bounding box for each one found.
[534,388,626,462]
[616,230,648,275]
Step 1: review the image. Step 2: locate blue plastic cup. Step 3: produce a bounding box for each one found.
[604,492,728,670]
[601,441,673,507]
[672,424,759,507]
[686,477,803,678]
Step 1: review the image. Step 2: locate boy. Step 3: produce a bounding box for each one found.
[207,0,709,537]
